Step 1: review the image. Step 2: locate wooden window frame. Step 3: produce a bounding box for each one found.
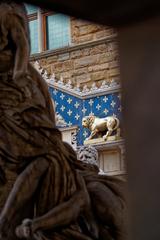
[41,11,53,51]
[27,8,71,53]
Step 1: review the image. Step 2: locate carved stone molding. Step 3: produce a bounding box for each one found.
[85,139,126,176]
[59,125,78,150]
[33,61,121,98]
[30,34,117,61]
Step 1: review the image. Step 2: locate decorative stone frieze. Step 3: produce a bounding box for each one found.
[33,61,120,98]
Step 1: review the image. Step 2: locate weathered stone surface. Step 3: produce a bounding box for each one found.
[81,48,90,56]
[0,170,17,211]
[70,50,82,59]
[71,18,112,44]
[0,4,126,240]
[52,61,74,72]
[75,73,91,84]
[96,28,115,39]
[72,18,88,27]
[108,68,120,77]
[39,59,47,65]
[99,52,115,63]
[60,71,72,79]
[78,24,101,36]
[35,18,120,89]
[72,67,88,76]
[91,71,106,81]
[107,42,118,51]
[88,63,109,72]
[89,44,108,55]
[74,55,100,68]
[58,53,70,61]
[76,34,94,43]
[52,62,63,71]
[45,55,58,64]
[109,61,119,68]
[63,60,74,70]
[45,66,52,75]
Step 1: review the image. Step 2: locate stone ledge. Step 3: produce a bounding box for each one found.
[30,34,117,61]
[84,136,121,145]
[59,125,78,132]
[83,138,125,151]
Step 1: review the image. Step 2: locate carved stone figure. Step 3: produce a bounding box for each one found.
[0,0,55,207]
[77,145,99,167]
[0,2,127,240]
[77,145,105,174]
[56,113,68,127]
[82,115,120,141]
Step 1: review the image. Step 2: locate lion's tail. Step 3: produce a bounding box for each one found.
[113,117,120,130]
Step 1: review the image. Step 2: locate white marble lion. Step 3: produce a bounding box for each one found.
[82,115,120,141]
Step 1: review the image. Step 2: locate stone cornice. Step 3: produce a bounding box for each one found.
[92,139,125,150]
[59,125,78,131]
[30,34,117,61]
[33,60,121,98]
[48,81,121,99]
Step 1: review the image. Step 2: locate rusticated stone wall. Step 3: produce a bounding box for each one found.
[71,18,116,43]
[31,18,120,89]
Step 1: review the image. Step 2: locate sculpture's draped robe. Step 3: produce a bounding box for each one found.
[0,3,126,240]
[0,68,125,239]
[0,69,82,239]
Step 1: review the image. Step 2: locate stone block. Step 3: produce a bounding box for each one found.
[95,28,115,39]
[63,60,74,71]
[61,71,72,79]
[78,25,90,36]
[79,24,101,36]
[74,55,99,68]
[75,73,91,84]
[73,19,89,27]
[99,52,115,64]
[90,44,108,55]
[108,68,120,77]
[77,34,94,43]
[81,48,90,56]
[91,71,105,81]
[46,66,52,75]
[109,61,119,68]
[84,138,105,145]
[88,63,109,72]
[107,42,118,51]
[52,62,63,72]
[103,151,121,173]
[58,53,70,61]
[39,59,47,65]
[84,136,121,145]
[46,55,58,64]
[72,67,88,76]
[70,50,82,59]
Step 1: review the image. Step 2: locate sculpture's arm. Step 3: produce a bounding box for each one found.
[9,16,30,80]
[16,172,98,239]
[87,181,127,240]
[0,158,49,227]
[33,189,86,231]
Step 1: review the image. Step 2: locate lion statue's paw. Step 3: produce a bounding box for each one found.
[103,135,108,141]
